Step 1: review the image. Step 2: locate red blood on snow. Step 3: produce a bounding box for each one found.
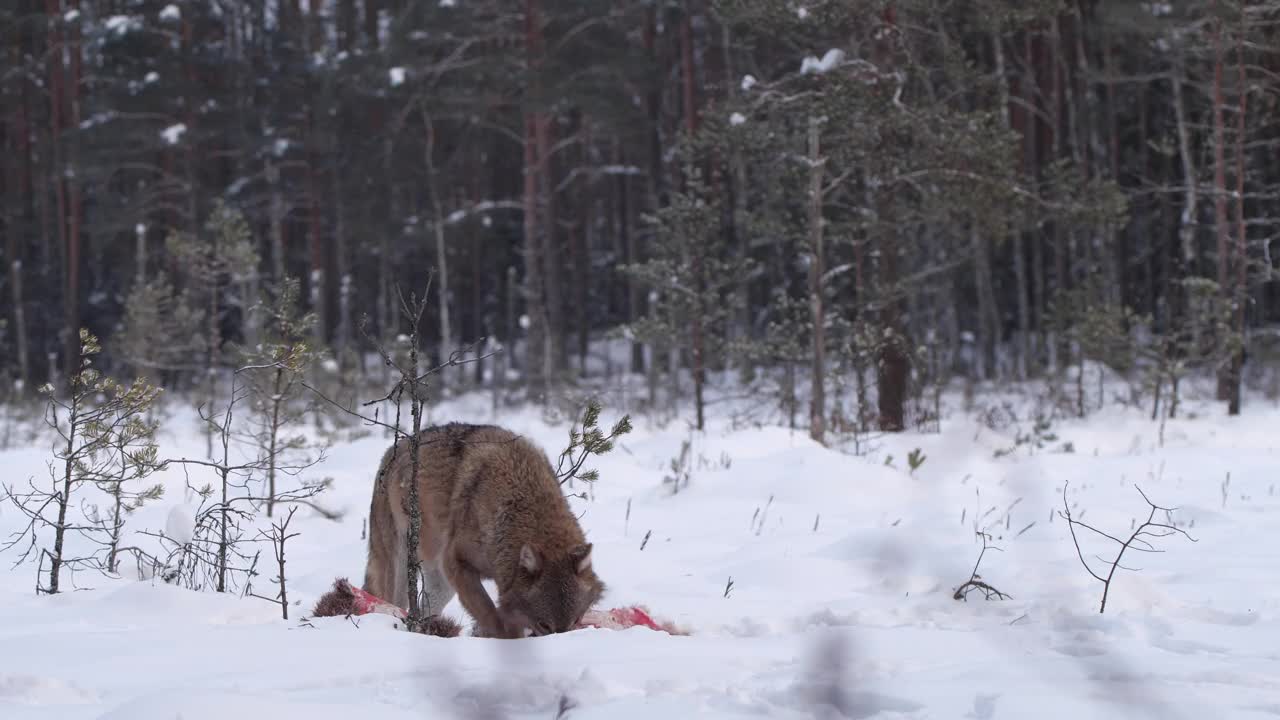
[312,577,687,635]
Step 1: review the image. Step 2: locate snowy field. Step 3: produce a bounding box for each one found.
[1,380,1278,719]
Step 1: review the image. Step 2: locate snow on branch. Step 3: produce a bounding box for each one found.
[801,49,846,75]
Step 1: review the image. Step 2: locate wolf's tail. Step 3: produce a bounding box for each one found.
[363,449,409,608]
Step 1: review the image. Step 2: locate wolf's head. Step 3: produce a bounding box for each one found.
[500,542,605,636]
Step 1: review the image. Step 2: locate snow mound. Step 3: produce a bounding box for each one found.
[1,389,1279,718]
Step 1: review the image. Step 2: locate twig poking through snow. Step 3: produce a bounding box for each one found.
[753,495,774,536]
[953,531,1011,601]
[248,506,300,619]
[554,694,578,720]
[1059,481,1197,613]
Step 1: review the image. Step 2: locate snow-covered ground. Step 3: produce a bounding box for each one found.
[1,381,1278,719]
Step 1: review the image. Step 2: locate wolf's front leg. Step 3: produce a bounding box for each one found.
[443,548,520,638]
[418,564,456,617]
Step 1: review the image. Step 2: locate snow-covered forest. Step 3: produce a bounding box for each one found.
[1,1,1279,718]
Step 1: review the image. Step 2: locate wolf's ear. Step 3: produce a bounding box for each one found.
[519,543,541,575]
[570,543,593,575]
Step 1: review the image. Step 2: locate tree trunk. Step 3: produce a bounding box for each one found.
[206,233,222,461]
[721,22,752,383]
[67,0,84,383]
[46,0,70,378]
[876,4,907,432]
[877,273,908,432]
[267,158,287,282]
[1171,55,1198,273]
[1211,12,1231,402]
[332,151,352,371]
[337,0,357,52]
[643,3,667,402]
[536,112,565,378]
[363,0,380,49]
[423,115,453,389]
[267,371,283,517]
[8,250,28,388]
[807,116,825,444]
[1229,18,1246,416]
[48,397,79,594]
[522,0,549,401]
[994,28,1029,380]
[1072,3,1097,302]
[469,145,486,388]
[1026,32,1045,366]
[1103,35,1124,310]
[970,229,999,380]
[180,9,199,238]
[617,140,644,375]
[680,0,705,431]
[1051,14,1069,369]
[308,155,326,350]
[379,137,395,359]
[1137,78,1155,316]
[5,36,31,391]
[574,132,591,377]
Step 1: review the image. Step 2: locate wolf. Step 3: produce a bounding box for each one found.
[362,423,606,638]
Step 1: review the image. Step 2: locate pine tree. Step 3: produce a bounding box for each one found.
[1,330,162,592]
[166,202,260,456]
[622,134,753,430]
[114,277,207,386]
[239,276,327,518]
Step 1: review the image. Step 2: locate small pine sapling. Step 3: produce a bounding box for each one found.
[619,146,753,430]
[156,378,260,593]
[555,398,632,488]
[993,415,1059,458]
[114,275,207,385]
[155,359,328,594]
[906,448,926,475]
[165,202,260,458]
[93,396,164,575]
[240,276,329,518]
[662,437,692,495]
[1,330,163,593]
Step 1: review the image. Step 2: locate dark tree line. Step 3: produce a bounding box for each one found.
[2,1,1279,437]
